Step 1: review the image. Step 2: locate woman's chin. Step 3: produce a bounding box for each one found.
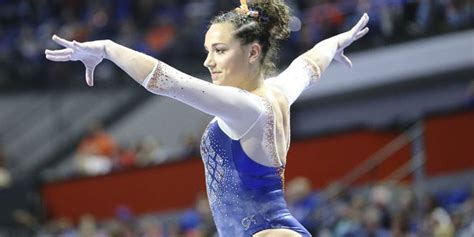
[212,78,224,85]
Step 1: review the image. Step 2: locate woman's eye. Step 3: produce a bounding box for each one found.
[216,49,226,54]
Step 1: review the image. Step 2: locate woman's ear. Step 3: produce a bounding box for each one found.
[248,43,262,64]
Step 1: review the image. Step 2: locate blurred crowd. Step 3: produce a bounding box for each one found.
[1,0,473,236]
[6,120,474,236]
[286,179,474,237]
[0,0,472,88]
[12,120,471,236]
[14,177,472,237]
[0,145,12,189]
[63,120,199,177]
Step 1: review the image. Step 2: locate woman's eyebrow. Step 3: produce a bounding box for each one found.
[204,43,227,49]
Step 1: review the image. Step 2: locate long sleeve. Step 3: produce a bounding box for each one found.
[265,33,345,106]
[101,40,264,138]
[142,60,265,138]
[266,56,321,106]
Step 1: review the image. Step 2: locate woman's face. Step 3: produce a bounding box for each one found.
[203,23,253,87]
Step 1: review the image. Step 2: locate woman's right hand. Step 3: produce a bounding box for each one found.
[45,35,109,87]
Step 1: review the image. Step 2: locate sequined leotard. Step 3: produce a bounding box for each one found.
[142,57,320,237]
[200,118,312,236]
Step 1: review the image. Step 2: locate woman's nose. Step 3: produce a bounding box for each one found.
[203,53,215,68]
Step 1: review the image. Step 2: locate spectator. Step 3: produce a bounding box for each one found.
[0,144,12,188]
[181,132,200,157]
[136,215,166,237]
[75,121,118,175]
[359,206,392,237]
[464,80,474,108]
[370,185,393,230]
[12,209,39,236]
[430,208,455,237]
[391,210,416,237]
[78,214,98,237]
[135,136,163,166]
[116,143,138,170]
[316,182,348,230]
[179,192,216,237]
[333,202,362,237]
[444,0,473,29]
[77,121,118,158]
[286,176,319,232]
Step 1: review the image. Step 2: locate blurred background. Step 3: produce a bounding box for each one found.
[0,0,473,236]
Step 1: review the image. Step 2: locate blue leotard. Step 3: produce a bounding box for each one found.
[200,120,312,237]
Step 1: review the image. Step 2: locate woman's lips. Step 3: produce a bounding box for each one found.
[211,72,220,79]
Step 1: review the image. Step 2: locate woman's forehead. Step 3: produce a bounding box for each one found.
[205,23,236,46]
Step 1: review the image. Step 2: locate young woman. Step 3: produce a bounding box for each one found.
[45,0,369,236]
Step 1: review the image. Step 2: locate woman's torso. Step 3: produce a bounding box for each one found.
[199,85,311,236]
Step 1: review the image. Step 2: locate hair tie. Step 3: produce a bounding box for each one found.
[239,0,250,12]
[235,0,268,22]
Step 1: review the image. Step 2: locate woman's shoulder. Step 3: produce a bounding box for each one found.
[257,84,290,112]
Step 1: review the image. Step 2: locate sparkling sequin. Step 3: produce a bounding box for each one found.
[200,123,228,206]
[216,154,223,164]
[208,157,216,168]
[145,62,194,98]
[300,56,322,84]
[278,166,286,189]
[261,98,281,167]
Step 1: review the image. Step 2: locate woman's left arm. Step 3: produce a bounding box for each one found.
[267,13,370,105]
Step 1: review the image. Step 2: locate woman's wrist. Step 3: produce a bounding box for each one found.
[302,38,337,72]
[102,39,114,60]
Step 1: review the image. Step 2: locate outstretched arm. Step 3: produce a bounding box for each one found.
[45,37,264,137]
[44,36,161,86]
[267,13,370,105]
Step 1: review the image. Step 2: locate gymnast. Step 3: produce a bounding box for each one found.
[45,0,369,236]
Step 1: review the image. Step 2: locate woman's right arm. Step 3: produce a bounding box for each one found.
[104,40,157,85]
[45,36,264,137]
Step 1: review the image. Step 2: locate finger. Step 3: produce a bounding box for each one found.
[52,35,75,48]
[85,67,95,87]
[45,48,73,56]
[338,54,353,68]
[45,54,71,62]
[72,40,85,50]
[352,13,369,34]
[354,27,369,40]
[342,55,353,68]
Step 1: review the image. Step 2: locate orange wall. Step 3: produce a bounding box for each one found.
[41,110,474,222]
[42,158,206,221]
[425,110,474,175]
[285,131,411,187]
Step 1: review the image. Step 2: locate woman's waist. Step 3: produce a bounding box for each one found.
[211,202,301,236]
[210,188,289,216]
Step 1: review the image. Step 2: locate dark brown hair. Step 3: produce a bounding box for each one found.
[211,0,290,77]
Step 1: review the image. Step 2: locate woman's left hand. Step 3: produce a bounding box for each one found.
[334,13,370,68]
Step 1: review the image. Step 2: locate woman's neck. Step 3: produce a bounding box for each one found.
[237,66,265,92]
[239,76,264,92]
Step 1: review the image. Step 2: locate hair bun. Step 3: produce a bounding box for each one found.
[249,0,290,40]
